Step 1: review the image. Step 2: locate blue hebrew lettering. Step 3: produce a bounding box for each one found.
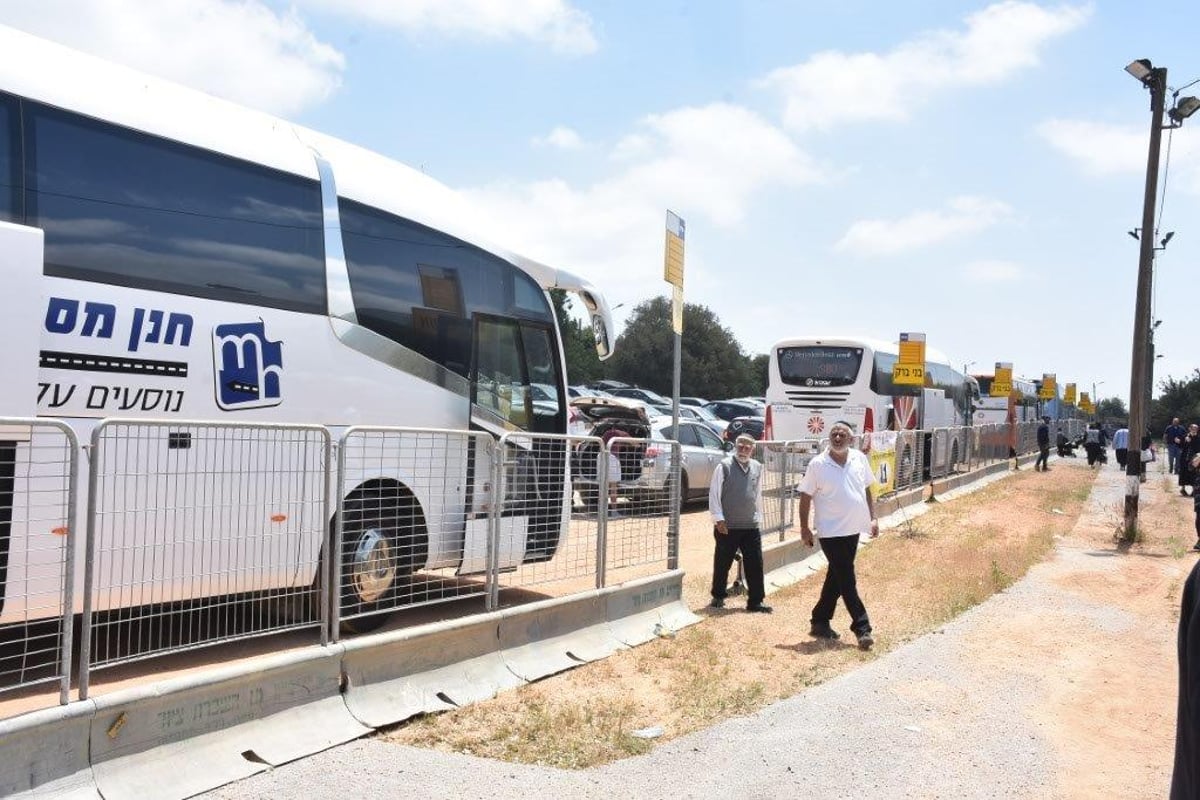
[81,302,115,338]
[130,307,194,351]
[45,298,78,334]
[212,322,283,411]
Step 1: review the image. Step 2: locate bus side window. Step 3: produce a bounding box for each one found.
[0,93,17,223]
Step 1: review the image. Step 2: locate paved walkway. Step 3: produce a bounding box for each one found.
[205,460,1178,800]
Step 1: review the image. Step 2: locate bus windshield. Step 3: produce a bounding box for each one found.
[776,346,863,387]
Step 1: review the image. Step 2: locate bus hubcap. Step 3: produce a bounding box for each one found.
[351,528,395,604]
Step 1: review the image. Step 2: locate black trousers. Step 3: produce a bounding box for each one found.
[812,534,871,636]
[1115,448,1128,468]
[711,526,765,606]
[1035,445,1050,470]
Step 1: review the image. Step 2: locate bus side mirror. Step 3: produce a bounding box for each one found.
[591,313,612,359]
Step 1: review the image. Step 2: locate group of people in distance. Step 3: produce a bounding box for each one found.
[1162,417,1200,555]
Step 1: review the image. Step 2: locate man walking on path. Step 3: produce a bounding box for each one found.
[799,421,878,649]
[1172,559,1200,798]
[1167,417,1187,475]
[1035,416,1051,471]
[708,434,771,614]
[1113,425,1130,470]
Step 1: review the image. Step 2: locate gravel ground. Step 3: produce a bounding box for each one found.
[203,464,1147,800]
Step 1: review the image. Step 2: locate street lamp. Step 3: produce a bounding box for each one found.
[1122,58,1197,539]
[963,360,976,375]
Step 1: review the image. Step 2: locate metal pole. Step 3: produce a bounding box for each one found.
[667,331,681,570]
[1125,65,1167,540]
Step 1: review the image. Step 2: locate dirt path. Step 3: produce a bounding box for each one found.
[205,456,1188,799]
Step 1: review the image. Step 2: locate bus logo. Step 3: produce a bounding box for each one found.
[807,415,824,434]
[212,322,283,411]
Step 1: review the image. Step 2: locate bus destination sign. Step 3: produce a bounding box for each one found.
[892,332,925,386]
[991,362,1013,397]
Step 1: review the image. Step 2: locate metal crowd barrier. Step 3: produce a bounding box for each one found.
[0,419,78,705]
[79,420,330,698]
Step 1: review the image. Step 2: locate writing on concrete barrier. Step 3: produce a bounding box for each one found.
[630,584,681,610]
[152,685,269,741]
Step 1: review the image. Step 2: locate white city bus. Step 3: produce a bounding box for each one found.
[0,26,614,627]
[765,336,975,471]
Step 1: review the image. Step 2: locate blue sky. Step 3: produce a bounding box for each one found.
[2,1,1197,407]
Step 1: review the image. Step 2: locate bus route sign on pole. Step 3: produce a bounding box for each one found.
[1079,392,1093,414]
[664,210,685,334]
[1065,383,1077,405]
[892,332,925,385]
[1039,373,1056,401]
[663,209,684,570]
[991,362,1013,398]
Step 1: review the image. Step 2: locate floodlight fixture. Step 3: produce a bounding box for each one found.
[1128,229,1140,240]
[1161,231,1175,247]
[1169,96,1200,124]
[1125,59,1154,83]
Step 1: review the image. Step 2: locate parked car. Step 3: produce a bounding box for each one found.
[609,387,670,406]
[588,379,630,392]
[568,397,727,512]
[704,399,763,422]
[647,403,727,437]
[679,396,709,407]
[723,415,766,443]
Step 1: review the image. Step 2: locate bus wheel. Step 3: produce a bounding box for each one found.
[339,488,427,634]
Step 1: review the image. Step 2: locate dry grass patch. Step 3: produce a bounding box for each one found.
[382,466,1096,768]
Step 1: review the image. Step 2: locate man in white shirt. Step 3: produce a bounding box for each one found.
[708,434,771,613]
[798,421,879,649]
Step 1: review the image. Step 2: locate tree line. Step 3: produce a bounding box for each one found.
[551,291,766,399]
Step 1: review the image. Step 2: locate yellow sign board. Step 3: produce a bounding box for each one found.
[1065,383,1077,405]
[1038,373,1056,400]
[1079,392,1093,414]
[892,332,926,386]
[663,210,685,289]
[991,362,1013,398]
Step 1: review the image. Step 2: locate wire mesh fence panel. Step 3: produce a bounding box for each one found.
[756,440,791,536]
[81,421,328,686]
[334,428,494,632]
[894,430,922,491]
[596,436,676,581]
[0,420,77,704]
[487,432,605,599]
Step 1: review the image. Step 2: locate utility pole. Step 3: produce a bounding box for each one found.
[1124,62,1167,541]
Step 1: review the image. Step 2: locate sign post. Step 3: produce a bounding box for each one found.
[663,210,685,570]
[1065,382,1077,417]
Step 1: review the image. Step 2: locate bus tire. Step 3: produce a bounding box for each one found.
[338,484,428,633]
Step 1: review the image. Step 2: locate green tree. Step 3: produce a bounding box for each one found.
[605,296,758,399]
[548,289,603,386]
[1152,369,1200,434]
[750,353,770,396]
[1097,396,1128,425]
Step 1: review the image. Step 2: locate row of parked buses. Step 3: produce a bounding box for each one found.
[764,336,1070,473]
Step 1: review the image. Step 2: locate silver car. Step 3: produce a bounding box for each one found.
[568,397,729,513]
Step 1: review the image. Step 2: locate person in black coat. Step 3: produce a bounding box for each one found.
[1172,558,1200,798]
[1181,424,1200,497]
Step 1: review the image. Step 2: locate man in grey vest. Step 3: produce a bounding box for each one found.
[708,434,771,613]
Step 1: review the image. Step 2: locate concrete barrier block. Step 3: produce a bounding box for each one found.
[496,591,623,682]
[0,701,98,799]
[87,646,364,800]
[341,615,521,729]
[605,571,699,647]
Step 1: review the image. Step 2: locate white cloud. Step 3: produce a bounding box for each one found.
[834,196,1013,256]
[301,0,598,55]
[963,259,1023,282]
[758,1,1090,132]
[532,126,584,150]
[0,0,344,116]
[462,103,824,302]
[1038,118,1200,194]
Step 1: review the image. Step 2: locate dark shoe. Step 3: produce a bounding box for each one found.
[709,597,725,609]
[856,631,875,650]
[1193,541,1200,552]
[809,625,839,640]
[746,603,773,614]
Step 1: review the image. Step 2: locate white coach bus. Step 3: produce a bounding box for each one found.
[0,26,614,628]
[765,336,976,472]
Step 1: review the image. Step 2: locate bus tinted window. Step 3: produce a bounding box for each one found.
[0,94,16,222]
[26,102,326,313]
[340,199,554,377]
[777,346,862,386]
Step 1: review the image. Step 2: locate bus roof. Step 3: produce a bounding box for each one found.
[0,24,610,324]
